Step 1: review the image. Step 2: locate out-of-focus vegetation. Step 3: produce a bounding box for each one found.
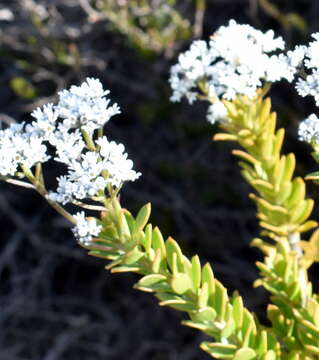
[258,0,307,33]
[80,0,206,56]
[1,1,319,359]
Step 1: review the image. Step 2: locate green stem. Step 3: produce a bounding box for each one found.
[81,128,96,151]
[20,164,77,225]
[0,176,35,190]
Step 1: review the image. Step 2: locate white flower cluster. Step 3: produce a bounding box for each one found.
[296,33,319,106]
[48,136,141,204]
[72,212,102,245]
[56,78,120,134]
[298,114,319,144]
[170,20,304,124]
[0,78,141,203]
[294,34,319,147]
[0,123,49,176]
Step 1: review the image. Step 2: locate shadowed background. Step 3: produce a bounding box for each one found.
[0,1,319,359]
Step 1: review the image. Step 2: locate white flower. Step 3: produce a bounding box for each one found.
[27,103,59,140]
[48,136,141,204]
[68,78,109,98]
[207,102,227,125]
[286,45,306,68]
[298,114,319,144]
[51,129,85,165]
[0,123,50,176]
[304,33,319,69]
[0,78,141,206]
[47,176,77,204]
[56,78,120,133]
[296,70,319,106]
[48,151,108,204]
[295,34,319,106]
[169,40,215,104]
[96,136,142,187]
[72,212,102,245]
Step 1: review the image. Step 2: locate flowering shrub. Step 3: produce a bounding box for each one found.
[3,19,319,359]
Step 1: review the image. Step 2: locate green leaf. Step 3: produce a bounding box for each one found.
[198,282,209,308]
[232,295,244,328]
[304,345,319,355]
[280,153,295,186]
[124,210,135,232]
[157,293,196,311]
[151,248,163,273]
[117,210,131,241]
[88,250,118,260]
[111,265,141,273]
[300,319,319,340]
[137,274,167,288]
[200,342,237,359]
[201,263,215,297]
[182,320,215,335]
[221,317,236,338]
[170,273,192,295]
[275,182,292,205]
[156,292,181,302]
[122,247,144,265]
[144,224,153,252]
[286,178,305,209]
[166,237,183,272]
[135,203,151,230]
[233,348,256,360]
[190,306,216,323]
[152,227,166,258]
[286,13,308,33]
[145,282,171,292]
[262,350,276,360]
[191,255,201,290]
[160,299,196,312]
[290,199,314,224]
[307,298,319,327]
[286,281,300,301]
[311,152,319,164]
[213,281,227,320]
[10,76,37,99]
[256,330,268,357]
[241,310,256,347]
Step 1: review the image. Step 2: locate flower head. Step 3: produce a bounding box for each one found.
[72,212,102,245]
[295,34,319,106]
[48,136,141,204]
[170,19,299,124]
[56,78,121,133]
[1,78,141,205]
[0,122,49,176]
[170,20,294,103]
[298,114,319,144]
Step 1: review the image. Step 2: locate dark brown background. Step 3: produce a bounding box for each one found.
[1,1,319,359]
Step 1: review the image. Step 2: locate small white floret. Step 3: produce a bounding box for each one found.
[298,114,319,144]
[72,212,102,245]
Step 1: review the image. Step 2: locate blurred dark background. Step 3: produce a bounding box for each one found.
[0,1,319,359]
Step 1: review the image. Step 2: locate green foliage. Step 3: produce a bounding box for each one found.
[10,77,37,99]
[94,0,203,55]
[84,198,281,358]
[258,0,308,34]
[211,94,319,358]
[214,95,317,239]
[82,93,319,359]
